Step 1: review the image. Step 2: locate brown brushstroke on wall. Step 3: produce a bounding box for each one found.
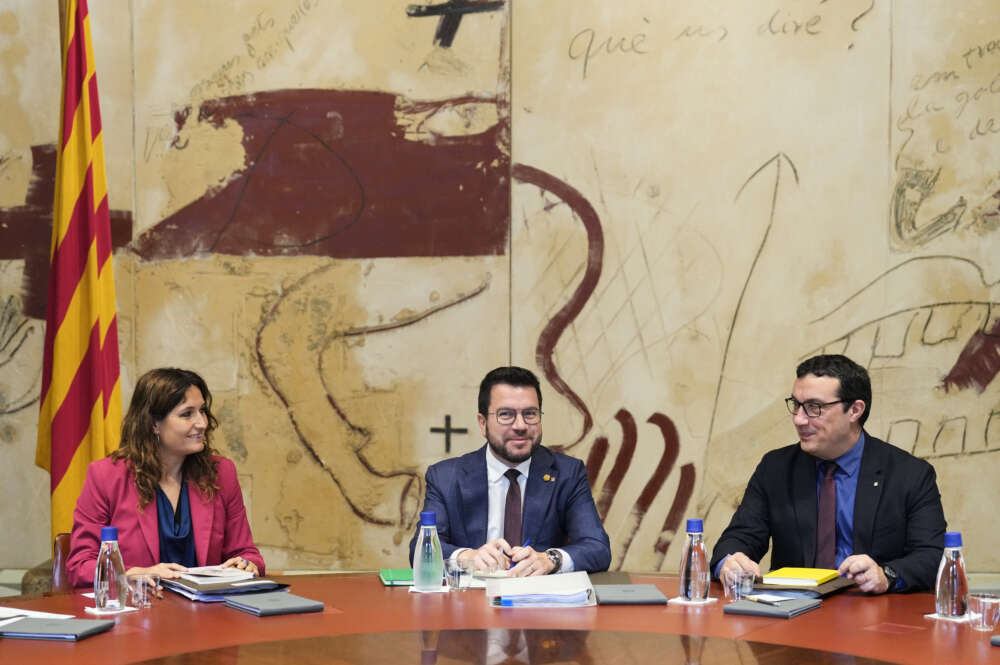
[942,317,1000,393]
[654,463,696,567]
[637,413,680,512]
[131,89,509,261]
[585,435,609,488]
[594,408,637,520]
[512,163,604,448]
[0,144,132,319]
[610,412,682,570]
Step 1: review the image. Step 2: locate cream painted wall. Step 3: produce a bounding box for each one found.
[1,1,998,574]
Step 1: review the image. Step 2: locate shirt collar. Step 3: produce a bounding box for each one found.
[815,431,865,477]
[485,443,532,482]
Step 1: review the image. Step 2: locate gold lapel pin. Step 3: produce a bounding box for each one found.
[543,474,554,482]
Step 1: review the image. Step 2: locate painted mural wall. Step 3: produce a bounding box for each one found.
[1,0,998,572]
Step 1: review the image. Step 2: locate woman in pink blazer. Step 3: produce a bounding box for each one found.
[67,368,265,587]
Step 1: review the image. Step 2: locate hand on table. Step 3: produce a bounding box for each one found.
[458,539,513,572]
[124,563,189,597]
[507,546,554,577]
[839,554,888,594]
[719,552,760,588]
[222,556,259,577]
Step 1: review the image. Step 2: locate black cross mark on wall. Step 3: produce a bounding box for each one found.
[430,415,468,453]
[405,1,505,48]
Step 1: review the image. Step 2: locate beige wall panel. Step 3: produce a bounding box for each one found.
[89,0,134,215]
[513,0,1000,572]
[0,0,51,569]
[0,2,59,179]
[128,254,508,569]
[3,0,1000,577]
[0,261,48,567]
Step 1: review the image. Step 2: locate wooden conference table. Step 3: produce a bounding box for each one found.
[1,573,998,664]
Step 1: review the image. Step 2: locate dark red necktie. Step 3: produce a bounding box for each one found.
[503,469,522,547]
[816,461,837,569]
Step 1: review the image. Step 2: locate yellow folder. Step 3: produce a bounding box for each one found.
[762,567,839,586]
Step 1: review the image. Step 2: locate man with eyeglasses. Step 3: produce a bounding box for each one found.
[408,366,611,576]
[710,354,945,594]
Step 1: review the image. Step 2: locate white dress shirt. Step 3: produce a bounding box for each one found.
[451,446,574,572]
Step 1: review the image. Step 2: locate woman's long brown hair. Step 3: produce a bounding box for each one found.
[111,368,220,507]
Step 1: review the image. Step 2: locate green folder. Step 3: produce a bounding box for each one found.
[379,568,414,586]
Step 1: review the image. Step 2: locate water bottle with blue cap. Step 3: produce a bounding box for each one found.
[678,518,709,601]
[94,526,128,610]
[935,531,967,618]
[413,511,444,591]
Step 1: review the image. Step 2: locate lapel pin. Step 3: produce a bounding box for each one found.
[873,481,879,487]
[543,474,554,482]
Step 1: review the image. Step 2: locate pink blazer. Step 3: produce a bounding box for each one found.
[67,455,265,587]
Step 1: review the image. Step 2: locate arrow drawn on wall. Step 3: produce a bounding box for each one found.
[705,153,799,449]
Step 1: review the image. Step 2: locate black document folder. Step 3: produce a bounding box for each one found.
[0,617,114,641]
[223,591,324,616]
[593,584,668,605]
[723,597,821,619]
[753,575,854,598]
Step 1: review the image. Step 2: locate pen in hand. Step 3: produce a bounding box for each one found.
[508,539,532,569]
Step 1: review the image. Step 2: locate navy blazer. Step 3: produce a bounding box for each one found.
[408,444,611,573]
[709,434,945,591]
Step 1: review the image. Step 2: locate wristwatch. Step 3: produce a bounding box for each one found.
[882,565,898,590]
[545,548,563,573]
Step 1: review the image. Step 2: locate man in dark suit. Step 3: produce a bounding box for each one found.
[710,354,945,593]
[409,366,611,575]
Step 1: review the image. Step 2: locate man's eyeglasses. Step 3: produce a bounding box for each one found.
[785,397,846,418]
[489,408,542,425]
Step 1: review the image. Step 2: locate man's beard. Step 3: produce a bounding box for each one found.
[486,430,542,465]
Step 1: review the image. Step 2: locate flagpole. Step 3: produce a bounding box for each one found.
[57,0,68,65]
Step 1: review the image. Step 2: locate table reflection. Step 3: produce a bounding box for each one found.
[132,629,900,665]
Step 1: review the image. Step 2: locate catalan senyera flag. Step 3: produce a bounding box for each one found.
[36,0,122,543]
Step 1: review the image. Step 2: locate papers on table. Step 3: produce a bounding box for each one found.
[84,604,138,616]
[748,592,800,602]
[181,566,255,583]
[464,576,488,589]
[161,577,285,601]
[486,571,596,608]
[924,612,969,623]
[753,575,854,597]
[666,596,717,606]
[0,606,74,628]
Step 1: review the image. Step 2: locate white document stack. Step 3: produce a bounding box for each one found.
[486,571,596,608]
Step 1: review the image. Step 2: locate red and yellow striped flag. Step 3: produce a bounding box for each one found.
[36,0,122,542]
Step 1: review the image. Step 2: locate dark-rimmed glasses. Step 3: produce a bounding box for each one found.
[489,408,542,425]
[785,397,846,418]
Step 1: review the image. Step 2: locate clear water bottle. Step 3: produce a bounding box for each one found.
[413,511,444,591]
[678,518,709,601]
[94,526,128,610]
[935,531,968,617]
